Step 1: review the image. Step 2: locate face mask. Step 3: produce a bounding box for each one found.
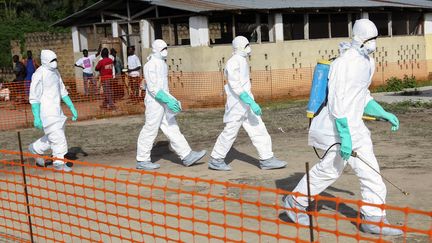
[363,39,376,54]
[48,60,58,70]
[160,49,168,58]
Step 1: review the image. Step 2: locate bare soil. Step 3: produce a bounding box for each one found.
[1,100,431,242]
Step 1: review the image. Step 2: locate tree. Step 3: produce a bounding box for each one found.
[0,0,98,67]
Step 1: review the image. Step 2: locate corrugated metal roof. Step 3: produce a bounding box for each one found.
[52,0,107,27]
[151,0,432,12]
[53,0,432,26]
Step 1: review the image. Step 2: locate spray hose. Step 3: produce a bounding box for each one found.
[313,143,341,160]
[312,143,409,196]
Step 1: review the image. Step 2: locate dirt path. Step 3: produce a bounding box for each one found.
[1,100,431,242]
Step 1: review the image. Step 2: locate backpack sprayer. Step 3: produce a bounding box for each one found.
[305,60,409,195]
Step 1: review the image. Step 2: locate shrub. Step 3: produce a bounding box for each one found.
[375,75,417,92]
[402,75,417,89]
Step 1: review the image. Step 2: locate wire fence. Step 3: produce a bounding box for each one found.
[0,148,431,242]
[0,60,427,131]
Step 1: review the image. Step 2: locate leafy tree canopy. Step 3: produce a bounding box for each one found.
[0,0,98,67]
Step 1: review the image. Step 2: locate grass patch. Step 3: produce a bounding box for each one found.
[381,100,432,113]
[416,79,432,87]
[262,99,308,110]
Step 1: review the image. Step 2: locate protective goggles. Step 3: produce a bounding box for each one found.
[360,36,377,48]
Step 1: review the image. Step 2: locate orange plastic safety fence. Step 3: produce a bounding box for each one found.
[0,150,430,243]
[0,60,427,131]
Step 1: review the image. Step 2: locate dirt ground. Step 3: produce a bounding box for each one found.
[1,99,431,242]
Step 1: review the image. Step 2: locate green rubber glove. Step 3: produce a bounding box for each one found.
[155,90,181,113]
[31,103,43,130]
[239,91,262,116]
[335,117,352,161]
[62,95,78,121]
[364,99,399,131]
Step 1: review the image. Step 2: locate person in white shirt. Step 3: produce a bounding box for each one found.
[75,45,101,96]
[127,46,142,102]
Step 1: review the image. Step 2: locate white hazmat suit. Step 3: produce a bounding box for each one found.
[208,36,287,171]
[136,39,206,170]
[283,19,403,236]
[28,50,77,172]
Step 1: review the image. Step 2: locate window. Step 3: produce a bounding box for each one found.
[235,13,258,42]
[208,13,270,44]
[351,13,363,22]
[153,19,168,42]
[233,13,270,43]
[283,14,304,40]
[408,12,423,35]
[153,18,190,46]
[392,12,408,36]
[259,14,270,42]
[208,15,234,44]
[309,14,329,39]
[369,13,389,36]
[331,14,348,37]
[173,18,190,45]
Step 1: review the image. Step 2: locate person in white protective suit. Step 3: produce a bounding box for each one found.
[28,50,78,172]
[282,19,403,236]
[208,36,287,171]
[136,39,206,170]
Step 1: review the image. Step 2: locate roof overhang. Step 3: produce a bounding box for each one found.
[52,0,432,27]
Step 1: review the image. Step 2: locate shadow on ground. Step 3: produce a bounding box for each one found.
[275,174,360,226]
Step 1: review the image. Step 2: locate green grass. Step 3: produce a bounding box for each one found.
[381,100,432,113]
[416,79,432,87]
[261,99,308,110]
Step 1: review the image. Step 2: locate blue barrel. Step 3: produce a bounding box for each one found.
[306,60,331,118]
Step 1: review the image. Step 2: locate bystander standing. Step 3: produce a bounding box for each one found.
[127,46,142,103]
[74,45,101,97]
[95,48,115,110]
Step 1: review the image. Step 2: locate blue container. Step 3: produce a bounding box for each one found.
[306,60,331,118]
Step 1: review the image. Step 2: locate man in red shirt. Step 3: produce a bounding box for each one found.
[96,48,115,109]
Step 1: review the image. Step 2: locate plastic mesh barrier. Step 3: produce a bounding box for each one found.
[0,150,430,242]
[0,61,426,131]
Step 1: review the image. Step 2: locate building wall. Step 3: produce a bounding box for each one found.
[17,33,424,107]
[138,35,428,107]
[10,32,77,92]
[145,35,426,77]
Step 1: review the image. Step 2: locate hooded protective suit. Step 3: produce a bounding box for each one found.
[136,39,205,169]
[28,50,77,171]
[284,19,402,235]
[209,36,286,171]
[30,50,68,133]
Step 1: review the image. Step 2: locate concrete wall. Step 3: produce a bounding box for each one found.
[16,32,425,106]
[11,30,427,108]
[10,32,76,92]
[137,35,429,107]
[141,35,427,79]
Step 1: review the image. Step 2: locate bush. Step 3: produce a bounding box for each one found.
[402,75,417,89]
[375,75,417,92]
